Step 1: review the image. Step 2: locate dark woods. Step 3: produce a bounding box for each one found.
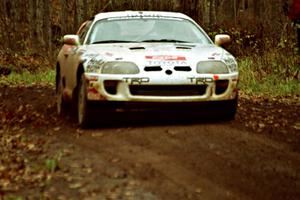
[0,0,295,58]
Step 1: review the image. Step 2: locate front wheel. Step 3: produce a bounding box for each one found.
[56,76,67,115]
[78,74,90,127]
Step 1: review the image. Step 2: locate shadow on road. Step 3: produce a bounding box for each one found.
[84,109,232,129]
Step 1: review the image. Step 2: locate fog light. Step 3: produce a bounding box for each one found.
[215,80,229,95]
[104,80,119,95]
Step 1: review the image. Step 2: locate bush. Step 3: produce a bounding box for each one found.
[238,50,300,96]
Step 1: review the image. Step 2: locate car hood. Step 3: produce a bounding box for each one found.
[84,43,225,61]
[81,43,230,73]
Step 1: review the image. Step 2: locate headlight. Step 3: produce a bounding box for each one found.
[197,61,229,74]
[223,54,238,72]
[101,62,140,74]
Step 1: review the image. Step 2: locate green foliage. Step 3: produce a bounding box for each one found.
[45,150,63,173]
[206,26,259,56]
[238,51,300,96]
[45,159,58,173]
[0,70,55,87]
[206,24,297,58]
[4,196,24,200]
[1,51,298,96]
[0,51,52,73]
[206,22,299,96]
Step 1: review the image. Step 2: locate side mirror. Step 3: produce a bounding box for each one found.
[215,34,231,46]
[63,35,80,46]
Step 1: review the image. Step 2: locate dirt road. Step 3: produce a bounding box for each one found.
[1,86,300,200]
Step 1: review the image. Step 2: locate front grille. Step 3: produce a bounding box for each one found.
[104,80,118,95]
[129,85,207,96]
[144,66,163,71]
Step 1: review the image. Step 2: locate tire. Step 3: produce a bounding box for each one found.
[56,76,67,115]
[77,74,90,128]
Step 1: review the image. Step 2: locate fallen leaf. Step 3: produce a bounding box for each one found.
[17,105,23,112]
[292,122,300,130]
[111,158,120,163]
[53,127,61,131]
[195,188,203,194]
[27,143,35,150]
[69,182,83,189]
[124,191,133,197]
[76,129,83,134]
[258,123,266,129]
[85,168,92,174]
[91,132,104,137]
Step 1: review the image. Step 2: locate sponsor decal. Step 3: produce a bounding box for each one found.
[85,58,104,72]
[123,77,150,85]
[110,14,162,20]
[145,55,186,61]
[87,86,106,100]
[188,77,213,85]
[88,87,99,94]
[146,60,188,66]
[105,52,114,57]
[211,52,221,57]
[145,55,187,66]
[87,93,104,100]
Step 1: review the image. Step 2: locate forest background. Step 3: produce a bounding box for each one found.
[0,0,299,95]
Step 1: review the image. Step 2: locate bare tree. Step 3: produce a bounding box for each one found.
[0,0,292,56]
[43,0,52,57]
[60,0,68,35]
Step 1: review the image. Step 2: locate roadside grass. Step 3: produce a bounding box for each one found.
[0,50,299,96]
[0,69,55,87]
[4,196,24,200]
[238,51,300,96]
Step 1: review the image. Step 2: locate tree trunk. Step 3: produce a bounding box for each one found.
[43,0,52,59]
[60,0,68,35]
[253,0,261,18]
[0,0,10,49]
[209,0,217,25]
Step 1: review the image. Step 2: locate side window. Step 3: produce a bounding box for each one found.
[77,21,92,44]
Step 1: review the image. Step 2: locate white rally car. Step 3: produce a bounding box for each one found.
[56,11,239,126]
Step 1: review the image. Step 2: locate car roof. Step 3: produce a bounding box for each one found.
[94,11,192,21]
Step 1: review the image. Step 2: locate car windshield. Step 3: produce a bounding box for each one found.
[86,18,211,44]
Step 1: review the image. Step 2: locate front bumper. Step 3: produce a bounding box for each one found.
[85,73,239,102]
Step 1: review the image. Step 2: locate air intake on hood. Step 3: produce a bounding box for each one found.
[129,47,145,50]
[176,46,192,50]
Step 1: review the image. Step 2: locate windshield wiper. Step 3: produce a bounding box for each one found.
[140,39,190,43]
[92,40,136,44]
